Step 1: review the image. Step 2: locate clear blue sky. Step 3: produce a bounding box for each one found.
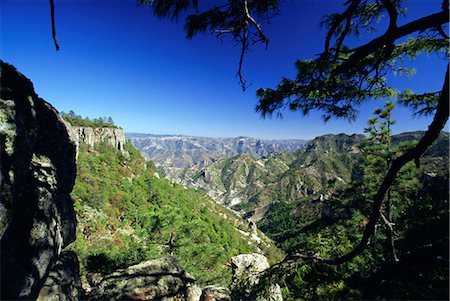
[1,0,447,139]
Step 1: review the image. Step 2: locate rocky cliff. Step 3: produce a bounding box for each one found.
[67,125,126,154]
[0,61,78,300]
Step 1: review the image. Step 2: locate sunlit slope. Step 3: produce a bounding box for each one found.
[68,141,282,286]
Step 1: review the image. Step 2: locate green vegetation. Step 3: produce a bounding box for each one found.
[61,110,119,128]
[67,140,281,286]
[257,106,449,300]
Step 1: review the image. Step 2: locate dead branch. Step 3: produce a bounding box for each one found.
[49,0,60,51]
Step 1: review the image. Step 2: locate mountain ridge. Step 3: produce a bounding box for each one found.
[127,133,307,169]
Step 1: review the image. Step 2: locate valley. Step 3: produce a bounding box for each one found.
[129,129,449,299]
[3,0,449,299]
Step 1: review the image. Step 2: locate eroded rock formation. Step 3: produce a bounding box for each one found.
[0,61,77,300]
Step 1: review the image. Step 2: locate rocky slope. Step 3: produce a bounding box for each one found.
[168,131,448,226]
[69,139,282,288]
[127,133,306,168]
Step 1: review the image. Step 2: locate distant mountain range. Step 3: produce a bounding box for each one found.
[129,131,448,227]
[126,133,307,168]
[167,133,365,221]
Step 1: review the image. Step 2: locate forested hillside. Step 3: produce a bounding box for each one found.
[161,131,448,299]
[68,141,282,287]
[262,131,449,300]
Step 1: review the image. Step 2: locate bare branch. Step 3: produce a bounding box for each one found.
[437,25,449,39]
[380,212,394,228]
[243,1,269,49]
[213,28,234,38]
[237,23,248,91]
[49,0,60,51]
[380,0,398,32]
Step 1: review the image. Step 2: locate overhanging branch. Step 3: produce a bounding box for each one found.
[336,9,449,74]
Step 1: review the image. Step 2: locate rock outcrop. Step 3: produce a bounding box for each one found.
[67,125,126,154]
[0,61,77,300]
[88,256,198,300]
[84,254,284,301]
[200,285,231,301]
[231,254,283,301]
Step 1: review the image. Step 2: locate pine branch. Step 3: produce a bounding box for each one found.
[336,9,448,74]
[280,64,449,267]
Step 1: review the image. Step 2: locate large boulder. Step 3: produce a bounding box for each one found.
[0,61,77,300]
[88,256,197,300]
[231,253,283,301]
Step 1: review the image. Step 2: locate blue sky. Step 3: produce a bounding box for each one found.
[1,0,447,139]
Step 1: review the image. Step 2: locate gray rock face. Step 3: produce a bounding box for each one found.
[0,61,77,299]
[88,256,197,300]
[231,254,283,301]
[67,125,126,155]
[37,251,82,301]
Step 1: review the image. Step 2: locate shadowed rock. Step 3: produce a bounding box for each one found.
[37,251,81,301]
[0,61,77,300]
[201,285,231,301]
